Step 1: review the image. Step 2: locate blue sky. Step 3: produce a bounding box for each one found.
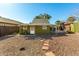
[0,3,79,24]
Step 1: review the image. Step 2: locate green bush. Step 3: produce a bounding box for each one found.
[19,29,30,35]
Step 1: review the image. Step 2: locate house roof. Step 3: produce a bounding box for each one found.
[29,24,53,26]
[0,16,23,25]
[20,23,53,26]
[64,22,72,25]
[30,19,52,26]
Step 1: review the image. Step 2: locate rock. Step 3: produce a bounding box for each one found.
[45,51,55,56]
[42,46,49,50]
[19,47,26,51]
[40,40,44,42]
[43,43,49,46]
[44,41,49,44]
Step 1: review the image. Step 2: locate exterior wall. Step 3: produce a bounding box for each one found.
[71,24,75,32]
[19,25,30,34]
[19,25,52,35]
[65,25,71,32]
[35,26,51,34]
[19,26,25,34]
[71,22,79,32]
[20,25,51,35]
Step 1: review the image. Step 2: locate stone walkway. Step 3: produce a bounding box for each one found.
[42,40,55,56]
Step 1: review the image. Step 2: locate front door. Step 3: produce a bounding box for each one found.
[30,26,35,34]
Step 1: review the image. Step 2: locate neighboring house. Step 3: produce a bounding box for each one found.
[0,16,22,25]
[64,22,71,32]
[0,16,22,36]
[64,21,79,33]
[20,19,53,35]
[71,21,79,32]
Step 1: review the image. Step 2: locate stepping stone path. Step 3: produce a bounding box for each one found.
[42,40,49,50]
[42,40,55,56]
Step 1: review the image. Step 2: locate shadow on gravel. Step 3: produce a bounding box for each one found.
[0,35,15,41]
[52,33,68,37]
[0,32,68,41]
[24,32,67,40]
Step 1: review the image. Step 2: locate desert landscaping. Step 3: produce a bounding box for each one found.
[0,3,79,56]
[0,33,79,56]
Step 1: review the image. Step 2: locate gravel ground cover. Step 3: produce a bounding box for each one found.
[50,33,79,56]
[0,33,79,56]
[0,35,46,56]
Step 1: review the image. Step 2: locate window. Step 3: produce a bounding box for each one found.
[42,26,47,30]
[23,26,27,30]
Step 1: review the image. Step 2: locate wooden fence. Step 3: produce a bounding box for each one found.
[0,22,19,37]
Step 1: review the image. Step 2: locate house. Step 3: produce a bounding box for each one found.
[70,21,79,32]
[0,16,22,36]
[64,21,79,33]
[20,19,53,35]
[64,22,71,32]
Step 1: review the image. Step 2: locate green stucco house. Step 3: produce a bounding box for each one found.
[20,19,53,35]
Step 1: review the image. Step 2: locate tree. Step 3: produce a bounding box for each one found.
[67,16,76,23]
[33,13,52,24]
[43,13,52,20]
[60,22,65,30]
[34,13,52,20]
[55,20,61,30]
[55,20,65,31]
[55,20,61,26]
